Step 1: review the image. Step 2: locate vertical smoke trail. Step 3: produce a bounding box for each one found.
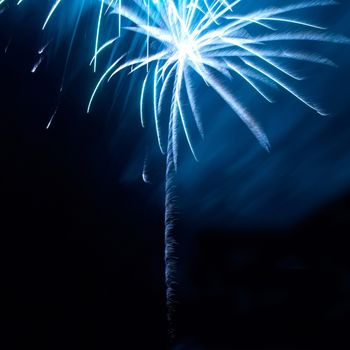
[164,109,178,339]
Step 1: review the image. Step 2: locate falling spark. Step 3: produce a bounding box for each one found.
[46,107,58,129]
[38,41,51,55]
[142,147,152,184]
[4,37,12,53]
[31,55,44,73]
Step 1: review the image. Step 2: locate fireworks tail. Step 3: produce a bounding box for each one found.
[164,110,178,340]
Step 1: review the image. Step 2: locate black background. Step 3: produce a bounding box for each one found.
[1,3,350,350]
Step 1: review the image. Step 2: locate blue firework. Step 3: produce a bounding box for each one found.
[88,0,349,162]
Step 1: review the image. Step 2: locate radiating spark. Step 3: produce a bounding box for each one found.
[42,0,62,30]
[90,37,119,66]
[94,0,105,71]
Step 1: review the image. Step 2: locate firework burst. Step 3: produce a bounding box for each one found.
[86,0,349,165]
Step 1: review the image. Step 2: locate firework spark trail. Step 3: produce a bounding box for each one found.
[5,0,350,340]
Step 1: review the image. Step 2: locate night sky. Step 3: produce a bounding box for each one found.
[1,1,350,349]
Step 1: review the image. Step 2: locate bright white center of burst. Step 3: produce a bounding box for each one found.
[177,40,197,61]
